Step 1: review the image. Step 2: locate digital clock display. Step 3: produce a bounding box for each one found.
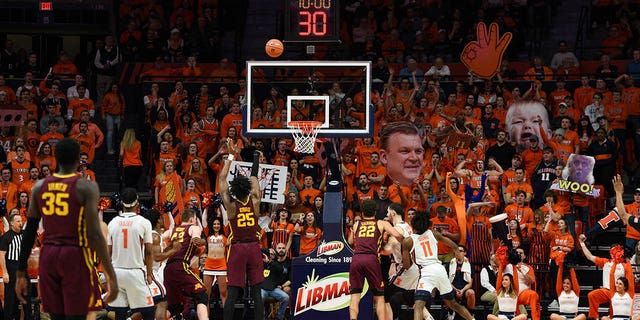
[285,0,340,42]
[40,1,53,11]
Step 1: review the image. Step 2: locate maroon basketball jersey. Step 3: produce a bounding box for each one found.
[36,173,87,247]
[168,224,198,262]
[354,218,382,256]
[228,198,261,243]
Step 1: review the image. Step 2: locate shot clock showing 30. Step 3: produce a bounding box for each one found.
[284,0,340,42]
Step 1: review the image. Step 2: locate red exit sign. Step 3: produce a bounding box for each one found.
[40,1,52,11]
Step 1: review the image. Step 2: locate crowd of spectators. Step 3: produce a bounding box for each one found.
[0,35,132,225]
[341,0,528,62]
[134,52,640,316]
[116,0,225,63]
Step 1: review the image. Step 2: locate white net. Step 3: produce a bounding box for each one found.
[289,121,322,154]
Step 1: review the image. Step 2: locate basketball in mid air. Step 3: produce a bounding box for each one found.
[265,39,284,58]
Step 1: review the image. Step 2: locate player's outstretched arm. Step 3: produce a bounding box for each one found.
[250,150,261,202]
[401,237,414,270]
[380,220,403,242]
[152,233,178,262]
[189,225,206,246]
[434,229,459,251]
[218,153,234,214]
[348,221,358,246]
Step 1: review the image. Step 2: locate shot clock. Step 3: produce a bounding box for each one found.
[284,0,340,42]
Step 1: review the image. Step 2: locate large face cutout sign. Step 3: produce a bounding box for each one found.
[461,22,513,79]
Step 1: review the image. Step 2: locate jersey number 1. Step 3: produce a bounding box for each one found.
[122,228,128,249]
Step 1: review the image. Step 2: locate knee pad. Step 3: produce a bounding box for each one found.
[415,290,432,305]
[193,290,209,307]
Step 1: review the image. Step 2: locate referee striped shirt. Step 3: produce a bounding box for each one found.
[0,230,23,262]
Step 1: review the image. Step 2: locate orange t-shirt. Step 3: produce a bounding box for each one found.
[430,216,459,255]
[68,98,96,120]
[504,204,533,227]
[0,182,18,212]
[622,86,640,116]
[521,148,543,179]
[573,86,596,112]
[550,232,574,251]
[505,181,534,198]
[299,225,322,255]
[101,93,125,117]
[299,188,322,208]
[122,141,143,167]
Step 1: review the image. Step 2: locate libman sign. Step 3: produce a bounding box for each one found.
[290,190,372,319]
[294,270,369,316]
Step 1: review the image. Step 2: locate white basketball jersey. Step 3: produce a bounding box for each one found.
[411,230,440,266]
[151,230,163,272]
[108,213,153,269]
[391,222,413,263]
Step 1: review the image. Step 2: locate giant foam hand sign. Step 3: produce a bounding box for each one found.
[461,22,512,79]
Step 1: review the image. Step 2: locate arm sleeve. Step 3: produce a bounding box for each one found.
[594,256,607,268]
[556,261,564,296]
[570,268,580,296]
[625,262,635,294]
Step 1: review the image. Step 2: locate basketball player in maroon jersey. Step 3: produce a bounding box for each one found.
[162,208,208,320]
[219,146,263,320]
[348,200,403,320]
[16,138,118,319]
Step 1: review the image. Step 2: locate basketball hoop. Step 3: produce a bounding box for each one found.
[288,121,322,154]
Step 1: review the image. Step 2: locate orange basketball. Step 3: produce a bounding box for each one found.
[265,39,284,58]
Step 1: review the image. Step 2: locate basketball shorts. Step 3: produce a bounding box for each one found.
[39,246,103,315]
[149,269,166,303]
[163,261,205,306]
[349,253,384,295]
[109,268,154,310]
[416,263,453,296]
[226,242,263,287]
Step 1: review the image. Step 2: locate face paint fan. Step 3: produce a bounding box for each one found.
[288,121,323,154]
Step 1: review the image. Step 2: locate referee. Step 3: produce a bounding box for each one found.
[1,213,24,320]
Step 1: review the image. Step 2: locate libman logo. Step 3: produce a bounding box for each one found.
[316,240,344,256]
[294,269,369,316]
